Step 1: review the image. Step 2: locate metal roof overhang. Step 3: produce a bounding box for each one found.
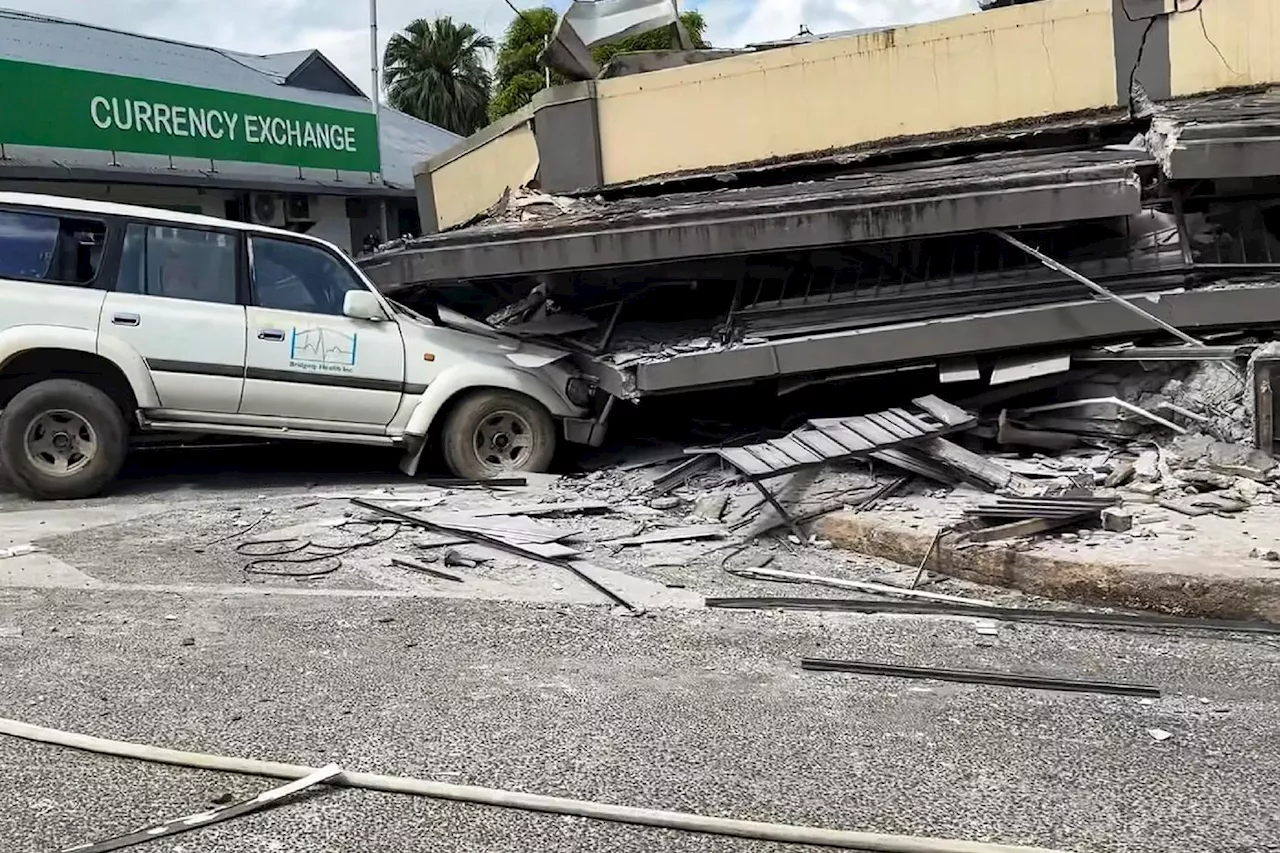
[363,151,1150,288]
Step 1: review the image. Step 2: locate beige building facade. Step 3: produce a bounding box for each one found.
[416,0,1279,232]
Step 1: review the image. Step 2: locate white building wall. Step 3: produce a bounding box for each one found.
[305,194,354,255]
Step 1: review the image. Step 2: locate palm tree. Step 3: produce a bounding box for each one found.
[383,17,494,136]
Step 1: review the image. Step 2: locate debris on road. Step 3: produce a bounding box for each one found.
[726,565,994,606]
[801,659,1162,698]
[391,556,466,583]
[353,498,643,613]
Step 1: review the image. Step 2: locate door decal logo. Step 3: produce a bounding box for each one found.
[289,327,358,374]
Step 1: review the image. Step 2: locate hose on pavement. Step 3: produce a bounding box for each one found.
[0,717,1064,853]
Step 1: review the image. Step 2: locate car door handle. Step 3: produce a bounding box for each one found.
[257,329,286,342]
[111,313,140,327]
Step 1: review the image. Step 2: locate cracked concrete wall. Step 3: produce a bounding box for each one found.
[593,0,1120,185]
[1167,0,1280,96]
[415,109,539,232]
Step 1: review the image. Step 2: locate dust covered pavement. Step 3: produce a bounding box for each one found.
[1,446,1279,853]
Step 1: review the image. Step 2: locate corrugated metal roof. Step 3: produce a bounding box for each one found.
[224,49,316,81]
[0,8,462,190]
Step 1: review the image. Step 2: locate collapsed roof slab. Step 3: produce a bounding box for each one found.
[631,282,1280,394]
[363,150,1149,289]
[1147,88,1280,181]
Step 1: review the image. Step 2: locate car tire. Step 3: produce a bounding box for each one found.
[440,390,556,480]
[0,379,128,500]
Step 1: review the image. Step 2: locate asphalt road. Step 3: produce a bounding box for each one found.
[1,449,1279,853]
[2,586,1278,853]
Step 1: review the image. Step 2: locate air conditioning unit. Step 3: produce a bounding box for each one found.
[249,193,285,227]
[284,194,313,224]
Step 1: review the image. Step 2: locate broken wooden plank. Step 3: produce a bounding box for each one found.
[912,395,974,427]
[870,449,956,485]
[747,443,803,472]
[813,424,874,452]
[839,416,900,446]
[882,408,936,436]
[864,411,921,440]
[918,437,1030,493]
[719,447,774,477]
[613,526,728,546]
[768,437,825,465]
[793,430,854,459]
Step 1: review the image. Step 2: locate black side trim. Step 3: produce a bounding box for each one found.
[246,367,406,393]
[404,383,428,395]
[147,359,244,378]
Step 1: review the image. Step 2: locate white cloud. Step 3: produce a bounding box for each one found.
[3,0,981,90]
[696,0,980,48]
[3,0,517,97]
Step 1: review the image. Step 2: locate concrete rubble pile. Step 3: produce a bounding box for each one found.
[568,343,1280,572]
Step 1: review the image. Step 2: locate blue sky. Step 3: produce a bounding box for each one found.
[3,0,979,96]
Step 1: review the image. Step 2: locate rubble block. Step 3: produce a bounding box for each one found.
[1171,435,1276,481]
[1101,507,1133,532]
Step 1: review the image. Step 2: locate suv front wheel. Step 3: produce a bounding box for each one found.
[0,379,128,500]
[440,390,557,480]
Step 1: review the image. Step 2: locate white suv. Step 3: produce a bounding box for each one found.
[0,193,606,500]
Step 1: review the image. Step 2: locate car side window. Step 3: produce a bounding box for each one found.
[116,224,237,305]
[0,209,107,286]
[251,236,370,316]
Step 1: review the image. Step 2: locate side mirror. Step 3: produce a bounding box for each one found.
[343,290,387,322]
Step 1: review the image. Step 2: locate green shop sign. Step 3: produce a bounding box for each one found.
[0,58,380,173]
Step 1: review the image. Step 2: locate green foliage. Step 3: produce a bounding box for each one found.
[490,7,562,121]
[593,11,709,66]
[488,8,711,121]
[383,17,495,136]
[488,71,550,123]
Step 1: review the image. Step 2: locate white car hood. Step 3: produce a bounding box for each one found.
[397,311,571,370]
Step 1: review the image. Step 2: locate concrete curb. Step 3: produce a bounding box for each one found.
[820,513,1280,622]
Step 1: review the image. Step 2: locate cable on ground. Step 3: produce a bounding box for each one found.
[236,520,401,578]
[0,717,1066,853]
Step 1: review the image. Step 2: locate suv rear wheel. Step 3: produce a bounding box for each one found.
[0,379,128,500]
[440,390,556,480]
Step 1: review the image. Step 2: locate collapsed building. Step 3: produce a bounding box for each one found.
[358,0,1280,449]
